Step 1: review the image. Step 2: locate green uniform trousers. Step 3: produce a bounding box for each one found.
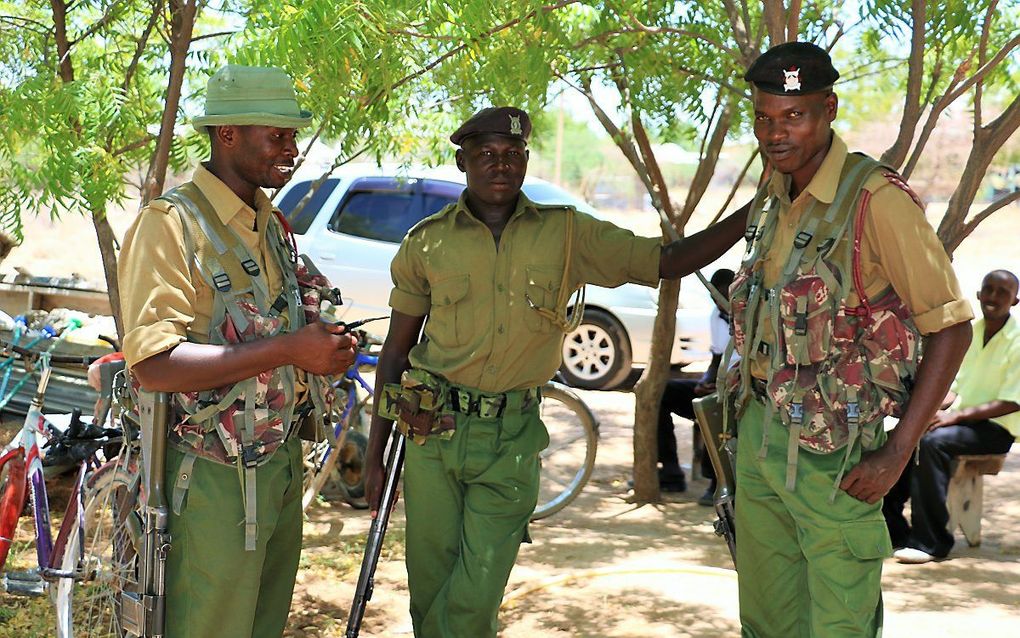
[734,397,893,638]
[403,396,549,638]
[164,436,303,638]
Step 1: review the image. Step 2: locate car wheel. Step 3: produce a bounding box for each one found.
[559,308,632,390]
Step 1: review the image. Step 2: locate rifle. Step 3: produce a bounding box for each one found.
[692,393,737,567]
[121,390,172,637]
[345,429,406,638]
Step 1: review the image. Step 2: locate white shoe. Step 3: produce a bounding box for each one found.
[893,547,937,564]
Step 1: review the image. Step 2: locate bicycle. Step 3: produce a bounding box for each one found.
[302,349,377,511]
[532,381,599,521]
[0,337,127,638]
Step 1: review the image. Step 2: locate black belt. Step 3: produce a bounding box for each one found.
[447,386,540,419]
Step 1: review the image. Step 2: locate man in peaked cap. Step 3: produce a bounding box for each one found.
[364,104,751,637]
[723,41,972,636]
[119,65,356,637]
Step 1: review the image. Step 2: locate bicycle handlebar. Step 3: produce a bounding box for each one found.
[0,340,107,368]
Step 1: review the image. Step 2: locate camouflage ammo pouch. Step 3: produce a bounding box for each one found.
[378,369,456,445]
[724,153,922,498]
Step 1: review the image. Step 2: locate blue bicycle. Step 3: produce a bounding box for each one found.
[301,350,377,511]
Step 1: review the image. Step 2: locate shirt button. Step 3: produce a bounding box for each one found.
[487,365,497,374]
[497,284,505,293]
[498,325,505,334]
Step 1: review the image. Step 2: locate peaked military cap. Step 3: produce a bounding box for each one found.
[449,107,531,145]
[744,42,839,95]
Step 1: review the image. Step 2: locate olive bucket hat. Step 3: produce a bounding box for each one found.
[192,65,312,132]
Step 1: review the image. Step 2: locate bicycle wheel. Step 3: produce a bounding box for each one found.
[0,451,27,571]
[53,466,140,638]
[532,382,599,521]
[302,403,371,511]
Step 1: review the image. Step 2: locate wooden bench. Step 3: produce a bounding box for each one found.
[946,453,1008,547]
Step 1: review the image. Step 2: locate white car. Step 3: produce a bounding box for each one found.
[274,165,711,389]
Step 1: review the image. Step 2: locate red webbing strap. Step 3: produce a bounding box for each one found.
[848,190,873,319]
[272,209,299,258]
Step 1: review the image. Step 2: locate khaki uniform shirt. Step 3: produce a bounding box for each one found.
[389,192,661,392]
[750,134,973,378]
[120,164,290,370]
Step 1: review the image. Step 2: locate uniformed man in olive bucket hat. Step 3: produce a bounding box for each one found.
[364,105,752,637]
[119,65,356,637]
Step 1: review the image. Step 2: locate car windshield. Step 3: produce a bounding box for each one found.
[521,182,597,215]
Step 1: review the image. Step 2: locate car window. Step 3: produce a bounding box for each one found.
[424,193,457,216]
[277,179,340,235]
[331,191,428,243]
[521,182,597,215]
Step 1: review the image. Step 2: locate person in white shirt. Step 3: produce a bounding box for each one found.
[656,268,737,504]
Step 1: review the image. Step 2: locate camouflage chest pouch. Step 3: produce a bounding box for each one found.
[378,369,456,445]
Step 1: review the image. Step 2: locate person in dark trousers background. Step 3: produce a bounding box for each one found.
[657,268,736,503]
[885,269,1020,564]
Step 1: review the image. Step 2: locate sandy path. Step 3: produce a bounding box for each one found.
[291,387,1020,637]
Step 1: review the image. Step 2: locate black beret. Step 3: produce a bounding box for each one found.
[744,42,839,95]
[450,107,531,146]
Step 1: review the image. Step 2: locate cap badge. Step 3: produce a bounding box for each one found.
[509,114,522,135]
[783,67,801,92]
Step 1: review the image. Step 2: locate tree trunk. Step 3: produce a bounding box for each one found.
[92,212,124,338]
[141,0,197,204]
[631,279,680,502]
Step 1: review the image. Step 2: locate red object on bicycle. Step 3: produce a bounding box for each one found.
[0,449,28,570]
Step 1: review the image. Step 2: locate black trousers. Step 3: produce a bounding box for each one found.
[883,419,1015,556]
[657,379,715,482]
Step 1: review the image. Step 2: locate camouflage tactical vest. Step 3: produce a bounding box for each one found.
[158,182,338,549]
[721,153,922,492]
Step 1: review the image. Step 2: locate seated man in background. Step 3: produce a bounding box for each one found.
[884,269,1020,563]
[656,268,736,502]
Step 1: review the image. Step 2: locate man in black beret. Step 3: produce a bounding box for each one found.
[366,105,751,637]
[724,41,972,636]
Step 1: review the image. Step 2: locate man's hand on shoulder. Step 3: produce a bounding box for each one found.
[287,321,357,376]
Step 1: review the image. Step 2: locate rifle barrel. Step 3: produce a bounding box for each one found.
[345,431,406,638]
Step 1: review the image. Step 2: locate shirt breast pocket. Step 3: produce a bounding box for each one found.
[430,274,470,345]
[524,265,561,333]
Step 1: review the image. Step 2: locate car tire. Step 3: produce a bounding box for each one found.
[559,308,632,390]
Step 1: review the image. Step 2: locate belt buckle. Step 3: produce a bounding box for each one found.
[240,444,262,469]
[478,394,505,419]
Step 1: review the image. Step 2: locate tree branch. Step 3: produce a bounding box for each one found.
[190,29,236,43]
[709,148,759,226]
[960,190,1020,240]
[370,0,582,102]
[70,0,129,46]
[973,0,998,134]
[880,0,926,169]
[786,0,802,42]
[111,134,156,157]
[0,14,52,33]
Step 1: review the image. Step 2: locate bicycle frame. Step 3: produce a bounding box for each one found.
[314,351,377,468]
[0,351,112,589]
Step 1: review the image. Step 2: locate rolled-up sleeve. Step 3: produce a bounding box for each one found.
[388,234,431,317]
[862,181,973,335]
[571,213,662,289]
[118,206,197,368]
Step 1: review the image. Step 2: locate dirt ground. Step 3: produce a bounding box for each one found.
[3,188,1019,637]
[292,387,1020,638]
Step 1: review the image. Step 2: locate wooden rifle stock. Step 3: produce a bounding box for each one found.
[692,393,738,567]
[345,430,406,638]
